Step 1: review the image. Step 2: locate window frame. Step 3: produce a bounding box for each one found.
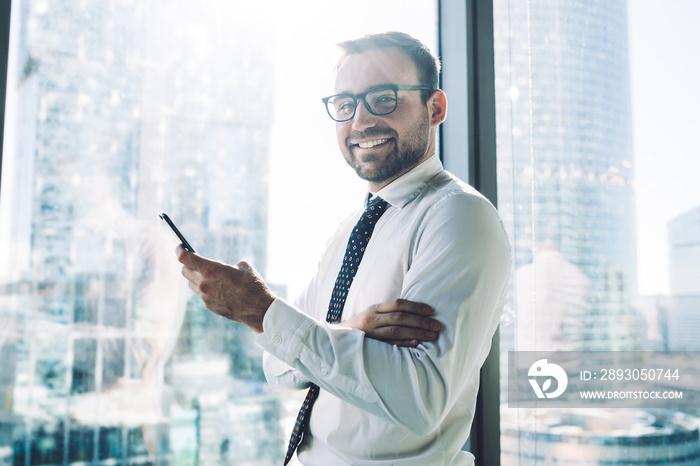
[439,0,500,463]
[0,0,11,189]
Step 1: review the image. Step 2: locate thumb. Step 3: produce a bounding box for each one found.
[176,244,209,270]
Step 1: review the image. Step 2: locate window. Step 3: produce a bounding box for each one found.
[0,1,437,464]
[495,0,700,463]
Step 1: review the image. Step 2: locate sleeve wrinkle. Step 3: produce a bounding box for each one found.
[358,340,452,435]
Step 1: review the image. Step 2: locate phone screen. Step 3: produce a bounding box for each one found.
[159,212,195,253]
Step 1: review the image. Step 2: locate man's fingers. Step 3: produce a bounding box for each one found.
[372,312,441,332]
[371,325,439,342]
[176,244,210,271]
[181,264,198,284]
[387,339,421,348]
[235,260,254,273]
[374,299,434,316]
[187,279,198,294]
[346,299,442,346]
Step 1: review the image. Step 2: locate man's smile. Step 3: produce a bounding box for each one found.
[356,138,390,149]
[348,133,395,153]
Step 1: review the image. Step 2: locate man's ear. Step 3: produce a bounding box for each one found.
[428,90,447,127]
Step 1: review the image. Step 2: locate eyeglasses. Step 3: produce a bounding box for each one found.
[322,84,433,122]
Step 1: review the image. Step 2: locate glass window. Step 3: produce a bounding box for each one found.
[0,1,437,464]
[495,0,700,463]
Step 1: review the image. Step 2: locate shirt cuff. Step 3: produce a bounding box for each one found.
[255,297,316,366]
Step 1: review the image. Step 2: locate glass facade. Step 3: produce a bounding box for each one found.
[495,0,700,464]
[2,1,278,463]
[0,1,437,464]
[495,0,639,353]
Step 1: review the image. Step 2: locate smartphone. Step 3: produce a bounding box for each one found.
[159,212,196,253]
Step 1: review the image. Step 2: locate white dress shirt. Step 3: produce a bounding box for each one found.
[256,154,511,465]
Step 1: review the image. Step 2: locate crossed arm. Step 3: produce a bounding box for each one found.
[177,193,510,434]
[253,195,510,433]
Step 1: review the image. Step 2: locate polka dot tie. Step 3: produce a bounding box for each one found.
[283,196,389,465]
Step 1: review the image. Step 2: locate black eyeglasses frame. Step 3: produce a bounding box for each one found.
[321,84,433,122]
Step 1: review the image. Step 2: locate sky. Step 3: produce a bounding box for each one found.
[628,0,700,295]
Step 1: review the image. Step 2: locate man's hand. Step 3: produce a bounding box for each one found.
[344,299,441,347]
[176,244,275,333]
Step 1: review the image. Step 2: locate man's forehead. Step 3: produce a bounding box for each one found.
[334,48,419,94]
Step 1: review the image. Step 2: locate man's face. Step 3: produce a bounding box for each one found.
[334,48,433,189]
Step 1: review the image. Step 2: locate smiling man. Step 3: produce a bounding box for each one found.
[177,32,510,465]
[331,40,438,191]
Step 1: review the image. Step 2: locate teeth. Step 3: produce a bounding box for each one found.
[358,138,388,149]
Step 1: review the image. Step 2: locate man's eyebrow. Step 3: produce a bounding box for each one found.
[334,83,396,96]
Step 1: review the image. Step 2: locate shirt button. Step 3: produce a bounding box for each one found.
[274,335,283,345]
[320,366,330,376]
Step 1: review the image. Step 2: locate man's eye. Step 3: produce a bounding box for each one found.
[376,95,396,104]
[336,100,355,114]
[369,93,397,110]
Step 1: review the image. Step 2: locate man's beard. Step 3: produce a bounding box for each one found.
[345,111,431,184]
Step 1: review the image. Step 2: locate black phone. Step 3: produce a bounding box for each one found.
[159,212,196,253]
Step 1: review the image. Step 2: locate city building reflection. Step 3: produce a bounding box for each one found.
[502,409,700,465]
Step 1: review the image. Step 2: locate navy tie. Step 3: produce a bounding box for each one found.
[283,196,389,465]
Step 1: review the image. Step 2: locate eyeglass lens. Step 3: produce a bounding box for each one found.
[328,88,398,121]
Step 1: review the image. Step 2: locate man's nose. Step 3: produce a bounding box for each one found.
[351,99,379,131]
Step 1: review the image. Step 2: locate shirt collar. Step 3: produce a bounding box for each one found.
[368,154,443,209]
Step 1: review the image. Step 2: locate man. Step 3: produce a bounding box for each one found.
[177,32,510,465]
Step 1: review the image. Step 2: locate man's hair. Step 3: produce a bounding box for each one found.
[336,32,441,103]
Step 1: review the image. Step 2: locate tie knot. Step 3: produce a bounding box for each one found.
[362,197,388,223]
[367,196,388,211]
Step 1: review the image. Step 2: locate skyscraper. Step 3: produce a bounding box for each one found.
[494,0,640,352]
[492,1,700,463]
[0,1,280,463]
[667,205,700,351]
